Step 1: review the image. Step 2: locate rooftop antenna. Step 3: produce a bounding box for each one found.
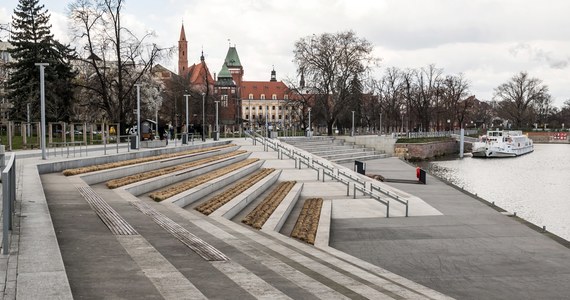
[228,38,231,47]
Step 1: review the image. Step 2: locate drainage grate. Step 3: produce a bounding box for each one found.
[130,201,229,261]
[77,186,139,236]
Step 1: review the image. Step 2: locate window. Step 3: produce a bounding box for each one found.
[272,115,275,120]
[284,95,288,100]
[272,106,275,110]
[221,95,228,107]
[261,94,266,100]
[245,115,249,119]
[249,94,253,100]
[272,94,277,100]
[259,106,262,110]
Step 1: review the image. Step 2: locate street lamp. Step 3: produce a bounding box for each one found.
[135,83,142,149]
[184,93,190,144]
[35,63,48,160]
[201,92,206,142]
[351,110,355,137]
[379,110,382,135]
[308,107,311,138]
[248,97,252,132]
[265,105,269,138]
[214,100,219,141]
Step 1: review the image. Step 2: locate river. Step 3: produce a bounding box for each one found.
[416,144,570,241]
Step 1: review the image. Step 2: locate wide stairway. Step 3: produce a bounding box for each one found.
[39,139,449,299]
[281,136,387,163]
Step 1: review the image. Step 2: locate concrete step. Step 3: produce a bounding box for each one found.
[312,148,376,156]
[321,151,380,160]
[331,153,389,163]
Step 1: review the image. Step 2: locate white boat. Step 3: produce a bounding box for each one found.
[471,130,534,158]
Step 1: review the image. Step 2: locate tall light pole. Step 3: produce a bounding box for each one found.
[351,110,355,137]
[265,105,269,138]
[135,83,142,149]
[248,98,252,131]
[35,63,48,160]
[201,92,206,142]
[184,94,190,144]
[26,102,31,137]
[379,110,382,135]
[308,107,311,138]
[214,100,219,141]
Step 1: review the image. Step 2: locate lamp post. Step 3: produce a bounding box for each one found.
[265,105,269,138]
[248,98,252,132]
[351,110,355,137]
[379,110,382,135]
[135,83,142,149]
[214,100,219,141]
[184,94,190,144]
[26,103,31,137]
[201,92,205,142]
[308,107,311,138]
[35,63,48,160]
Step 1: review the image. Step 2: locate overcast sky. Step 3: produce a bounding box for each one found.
[1,0,570,107]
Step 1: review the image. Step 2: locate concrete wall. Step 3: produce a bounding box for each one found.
[36,141,231,174]
[334,135,396,156]
[394,140,459,160]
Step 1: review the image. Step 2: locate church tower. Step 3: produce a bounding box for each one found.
[178,23,188,76]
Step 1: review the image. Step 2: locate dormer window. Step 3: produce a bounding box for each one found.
[249,94,253,100]
[272,94,277,100]
[261,94,266,100]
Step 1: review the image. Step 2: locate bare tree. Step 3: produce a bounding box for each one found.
[410,65,442,131]
[68,0,173,128]
[378,67,406,132]
[493,71,550,129]
[442,73,471,128]
[293,31,378,135]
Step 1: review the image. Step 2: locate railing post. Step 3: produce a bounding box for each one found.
[405,200,409,217]
[346,182,349,196]
[353,184,356,199]
[386,201,390,218]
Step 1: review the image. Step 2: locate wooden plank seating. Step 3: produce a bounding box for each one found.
[242,181,296,229]
[62,144,235,176]
[148,159,261,201]
[291,198,323,245]
[106,150,247,188]
[195,168,276,215]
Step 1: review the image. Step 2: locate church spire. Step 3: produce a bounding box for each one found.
[178,23,188,75]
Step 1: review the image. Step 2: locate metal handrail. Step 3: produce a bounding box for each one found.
[2,154,16,254]
[259,135,406,217]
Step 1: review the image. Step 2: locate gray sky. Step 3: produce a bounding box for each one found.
[1,0,569,107]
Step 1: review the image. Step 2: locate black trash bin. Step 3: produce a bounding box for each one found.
[181,134,187,145]
[130,135,137,149]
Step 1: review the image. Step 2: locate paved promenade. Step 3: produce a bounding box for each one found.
[0,137,569,299]
[336,158,570,299]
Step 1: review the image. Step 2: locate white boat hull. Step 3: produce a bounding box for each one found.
[472,144,533,158]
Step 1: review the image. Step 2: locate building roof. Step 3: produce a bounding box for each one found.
[216,63,235,87]
[241,81,290,99]
[224,46,242,68]
[187,61,215,85]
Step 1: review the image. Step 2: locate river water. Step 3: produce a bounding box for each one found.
[416,144,570,241]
